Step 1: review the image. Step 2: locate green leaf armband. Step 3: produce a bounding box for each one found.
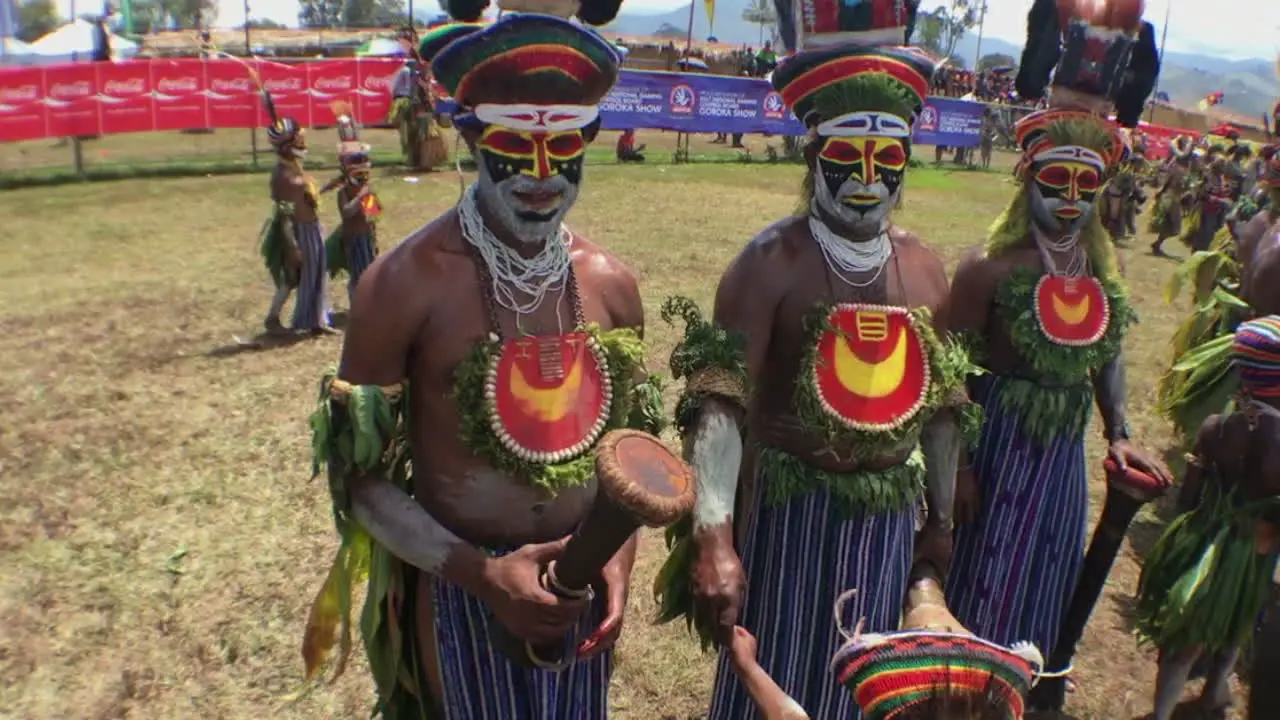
[932,335,987,448]
[308,369,409,527]
[661,295,750,435]
[627,373,669,437]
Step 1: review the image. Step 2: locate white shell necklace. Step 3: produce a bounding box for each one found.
[1031,222,1088,277]
[458,183,573,318]
[808,207,893,288]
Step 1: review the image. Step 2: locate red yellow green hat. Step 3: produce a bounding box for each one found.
[430,14,620,130]
[832,631,1042,720]
[1014,108,1130,175]
[769,0,933,135]
[417,21,487,63]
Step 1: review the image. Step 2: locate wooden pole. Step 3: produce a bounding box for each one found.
[972,1,987,70]
[1147,2,1171,124]
[245,0,258,169]
[684,0,695,53]
[70,0,85,179]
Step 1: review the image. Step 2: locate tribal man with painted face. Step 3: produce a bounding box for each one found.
[301,14,664,718]
[253,79,336,335]
[653,4,987,717]
[320,101,382,308]
[943,0,1174,688]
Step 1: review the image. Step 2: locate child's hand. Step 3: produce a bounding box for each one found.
[729,625,758,669]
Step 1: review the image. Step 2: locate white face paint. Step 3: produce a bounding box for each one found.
[351,478,461,574]
[688,407,743,530]
[812,164,899,237]
[474,158,580,246]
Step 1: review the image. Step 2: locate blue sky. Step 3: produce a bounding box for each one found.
[52,0,1280,61]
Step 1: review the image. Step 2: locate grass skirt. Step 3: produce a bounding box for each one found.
[1137,487,1279,653]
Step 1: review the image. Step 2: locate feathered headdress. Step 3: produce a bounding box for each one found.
[244,63,301,149]
[1016,0,1159,128]
[1010,1,1160,179]
[769,0,934,138]
[331,100,370,173]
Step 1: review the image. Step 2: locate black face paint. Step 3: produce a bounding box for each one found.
[816,135,907,201]
[476,125,587,187]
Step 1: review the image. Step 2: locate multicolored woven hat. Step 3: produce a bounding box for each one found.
[430,14,620,133]
[1232,316,1280,398]
[832,631,1043,720]
[418,21,486,63]
[1013,107,1130,175]
[769,0,933,134]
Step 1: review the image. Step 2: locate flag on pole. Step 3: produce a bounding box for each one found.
[0,0,18,40]
[704,0,715,36]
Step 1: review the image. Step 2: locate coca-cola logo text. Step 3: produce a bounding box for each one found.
[210,78,252,93]
[363,75,391,91]
[50,81,92,99]
[0,85,40,102]
[314,76,353,91]
[104,78,147,95]
[157,77,200,93]
[264,77,303,92]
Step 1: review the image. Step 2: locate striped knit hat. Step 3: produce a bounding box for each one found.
[1232,316,1280,397]
[832,632,1040,719]
[430,15,620,118]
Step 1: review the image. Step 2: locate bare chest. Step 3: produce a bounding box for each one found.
[771,248,942,353]
[408,261,617,408]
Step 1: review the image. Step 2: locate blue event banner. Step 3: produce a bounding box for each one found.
[597,70,987,147]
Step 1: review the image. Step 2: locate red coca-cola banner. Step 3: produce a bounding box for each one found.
[1136,121,1190,161]
[0,57,403,143]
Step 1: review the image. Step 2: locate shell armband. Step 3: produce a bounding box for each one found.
[661,295,751,435]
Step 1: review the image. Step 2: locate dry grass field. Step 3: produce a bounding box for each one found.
[0,129,1245,719]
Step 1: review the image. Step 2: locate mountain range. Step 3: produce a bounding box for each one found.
[603,2,1279,120]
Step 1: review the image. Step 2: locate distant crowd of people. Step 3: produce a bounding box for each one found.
[932,65,1019,103]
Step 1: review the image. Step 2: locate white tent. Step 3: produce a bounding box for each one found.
[28,18,139,63]
[1,37,40,66]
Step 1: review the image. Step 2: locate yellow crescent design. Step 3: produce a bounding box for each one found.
[509,357,584,423]
[1052,293,1091,326]
[832,326,908,399]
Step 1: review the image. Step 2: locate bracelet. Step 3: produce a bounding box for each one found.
[1106,422,1131,443]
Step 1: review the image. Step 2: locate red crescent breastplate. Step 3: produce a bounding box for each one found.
[1033,275,1111,346]
[810,304,931,432]
[485,332,612,464]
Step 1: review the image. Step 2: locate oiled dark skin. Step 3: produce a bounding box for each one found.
[339,208,645,549]
[270,158,318,224]
[337,183,374,239]
[1178,406,1280,526]
[1239,208,1280,317]
[722,217,951,476]
[946,242,1080,375]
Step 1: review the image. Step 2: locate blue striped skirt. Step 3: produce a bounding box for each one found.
[708,453,916,719]
[291,220,329,330]
[430,562,611,719]
[344,231,377,303]
[946,374,1089,661]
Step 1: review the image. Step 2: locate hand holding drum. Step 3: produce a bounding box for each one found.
[492,429,696,669]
